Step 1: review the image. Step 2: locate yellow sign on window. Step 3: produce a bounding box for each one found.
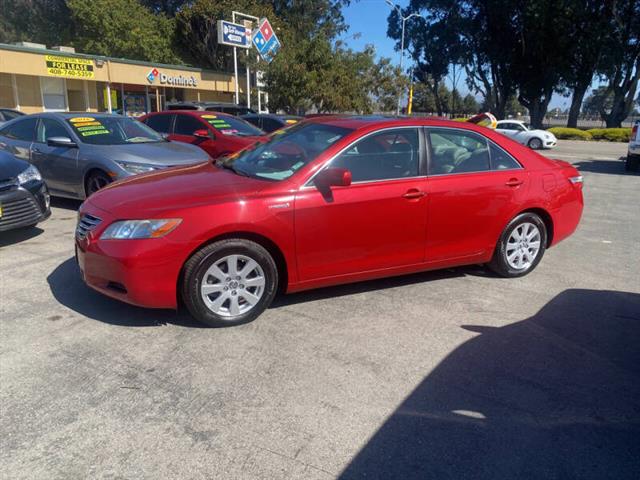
[45,55,95,79]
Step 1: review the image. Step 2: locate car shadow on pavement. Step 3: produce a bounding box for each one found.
[0,226,44,247]
[47,257,206,328]
[271,267,469,308]
[574,158,640,176]
[50,197,83,210]
[48,257,478,327]
[338,288,640,480]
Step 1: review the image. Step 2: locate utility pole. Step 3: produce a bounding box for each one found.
[386,0,423,116]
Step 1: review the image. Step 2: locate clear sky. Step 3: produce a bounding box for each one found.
[339,0,576,111]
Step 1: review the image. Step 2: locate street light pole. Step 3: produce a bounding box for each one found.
[386,0,422,116]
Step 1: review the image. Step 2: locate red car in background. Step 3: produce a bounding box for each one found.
[76,116,583,328]
[140,110,267,159]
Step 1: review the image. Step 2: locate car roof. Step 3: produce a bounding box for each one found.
[35,112,126,120]
[150,110,234,118]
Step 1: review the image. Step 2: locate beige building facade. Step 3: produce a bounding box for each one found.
[0,43,244,116]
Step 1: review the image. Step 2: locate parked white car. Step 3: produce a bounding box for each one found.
[626,120,639,171]
[496,120,557,150]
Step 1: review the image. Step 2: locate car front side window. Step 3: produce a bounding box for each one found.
[37,118,69,143]
[330,128,420,182]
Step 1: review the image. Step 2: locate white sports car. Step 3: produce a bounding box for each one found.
[496,120,557,150]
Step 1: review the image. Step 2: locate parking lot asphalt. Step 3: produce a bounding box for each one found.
[1,140,639,479]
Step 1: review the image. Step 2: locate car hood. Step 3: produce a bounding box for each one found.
[530,129,554,138]
[87,161,269,216]
[0,151,30,179]
[85,141,210,166]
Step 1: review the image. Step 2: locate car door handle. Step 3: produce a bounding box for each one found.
[505,178,524,187]
[402,189,427,199]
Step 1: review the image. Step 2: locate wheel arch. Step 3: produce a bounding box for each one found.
[518,207,554,247]
[177,230,289,304]
[83,167,111,198]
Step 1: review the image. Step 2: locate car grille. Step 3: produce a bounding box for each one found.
[0,197,41,229]
[76,213,102,239]
[0,178,16,192]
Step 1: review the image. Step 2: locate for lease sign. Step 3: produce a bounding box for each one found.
[45,55,95,79]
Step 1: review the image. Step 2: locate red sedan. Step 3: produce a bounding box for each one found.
[76,116,583,327]
[140,110,267,159]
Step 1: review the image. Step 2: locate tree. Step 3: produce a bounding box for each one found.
[583,86,614,118]
[461,94,479,115]
[67,0,180,63]
[0,0,73,46]
[560,1,613,128]
[596,0,640,127]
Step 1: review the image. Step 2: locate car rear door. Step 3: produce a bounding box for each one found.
[425,127,530,262]
[0,117,37,162]
[31,118,80,195]
[295,127,429,281]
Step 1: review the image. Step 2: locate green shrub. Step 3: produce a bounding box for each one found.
[586,128,631,142]
[547,127,592,140]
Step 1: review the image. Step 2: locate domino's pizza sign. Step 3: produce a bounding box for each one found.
[252,18,282,63]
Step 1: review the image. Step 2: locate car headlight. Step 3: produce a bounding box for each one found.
[115,161,157,175]
[17,165,42,184]
[100,219,181,239]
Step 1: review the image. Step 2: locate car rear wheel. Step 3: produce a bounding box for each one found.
[528,137,543,150]
[85,171,112,197]
[488,212,547,278]
[181,239,278,327]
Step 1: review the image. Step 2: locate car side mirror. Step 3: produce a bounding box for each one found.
[193,129,210,139]
[315,167,352,188]
[47,136,77,148]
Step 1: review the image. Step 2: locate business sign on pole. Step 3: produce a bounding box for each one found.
[252,18,282,63]
[217,20,251,49]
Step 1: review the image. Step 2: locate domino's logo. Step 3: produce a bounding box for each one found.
[146,68,159,83]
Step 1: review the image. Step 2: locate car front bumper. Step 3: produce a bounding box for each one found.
[544,138,557,148]
[75,203,187,309]
[0,181,50,232]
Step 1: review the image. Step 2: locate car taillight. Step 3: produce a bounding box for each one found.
[632,124,638,139]
[569,175,583,187]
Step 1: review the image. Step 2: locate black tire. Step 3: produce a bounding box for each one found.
[181,239,278,327]
[85,170,112,197]
[625,154,639,172]
[528,137,543,150]
[488,212,547,278]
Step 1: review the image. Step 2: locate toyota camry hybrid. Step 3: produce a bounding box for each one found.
[76,116,584,327]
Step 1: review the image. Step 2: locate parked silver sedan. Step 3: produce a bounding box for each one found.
[0,112,210,199]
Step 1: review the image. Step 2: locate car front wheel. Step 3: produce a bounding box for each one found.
[181,239,279,327]
[528,137,543,150]
[488,212,547,277]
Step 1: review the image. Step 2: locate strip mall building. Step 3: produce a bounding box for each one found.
[0,42,244,116]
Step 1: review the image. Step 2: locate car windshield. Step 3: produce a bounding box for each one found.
[200,114,264,137]
[65,116,164,145]
[219,122,353,181]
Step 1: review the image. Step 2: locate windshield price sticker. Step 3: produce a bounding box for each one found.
[202,115,217,119]
[69,117,95,123]
[45,55,95,79]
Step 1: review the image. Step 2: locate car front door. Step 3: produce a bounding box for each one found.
[0,117,37,162]
[295,127,428,281]
[170,114,219,156]
[425,127,530,262]
[31,118,80,195]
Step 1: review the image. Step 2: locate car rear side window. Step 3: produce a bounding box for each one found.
[174,115,205,136]
[489,142,522,170]
[332,128,420,182]
[428,128,490,175]
[1,117,37,142]
[145,114,173,134]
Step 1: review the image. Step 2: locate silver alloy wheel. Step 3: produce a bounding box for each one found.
[505,222,541,270]
[88,175,109,194]
[529,138,542,150]
[200,254,266,318]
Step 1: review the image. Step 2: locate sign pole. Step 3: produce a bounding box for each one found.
[232,11,239,104]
